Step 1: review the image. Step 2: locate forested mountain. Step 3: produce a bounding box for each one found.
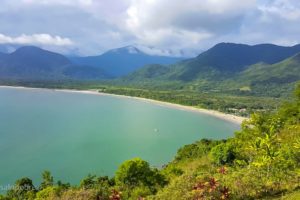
[230,53,300,90]
[175,43,300,80]
[194,43,300,71]
[122,43,300,96]
[0,46,108,81]
[70,46,183,77]
[237,53,300,84]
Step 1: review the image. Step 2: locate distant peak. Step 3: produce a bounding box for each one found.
[212,42,249,48]
[13,46,45,54]
[108,45,143,54]
[16,46,42,51]
[124,46,141,54]
[10,46,70,64]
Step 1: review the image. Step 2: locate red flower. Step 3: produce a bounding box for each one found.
[220,186,230,199]
[218,166,227,174]
[193,182,205,190]
[209,178,218,192]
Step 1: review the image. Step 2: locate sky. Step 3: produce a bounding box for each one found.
[0,0,299,57]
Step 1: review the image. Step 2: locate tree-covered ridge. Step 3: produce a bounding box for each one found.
[1,84,299,199]
[121,44,300,98]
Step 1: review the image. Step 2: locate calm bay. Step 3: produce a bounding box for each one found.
[0,87,240,189]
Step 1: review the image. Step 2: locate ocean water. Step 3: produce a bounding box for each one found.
[0,87,240,189]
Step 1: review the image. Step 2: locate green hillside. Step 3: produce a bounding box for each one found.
[237,53,300,85]
[121,44,300,97]
[221,53,300,97]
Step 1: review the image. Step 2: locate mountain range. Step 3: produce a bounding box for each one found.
[0,46,108,81]
[0,45,182,81]
[123,43,300,96]
[69,46,182,77]
[0,43,300,97]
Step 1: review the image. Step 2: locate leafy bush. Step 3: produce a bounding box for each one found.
[210,141,236,165]
[115,158,167,191]
[7,177,36,200]
[175,139,221,161]
[35,186,57,200]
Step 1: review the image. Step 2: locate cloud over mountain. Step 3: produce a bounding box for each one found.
[0,33,73,46]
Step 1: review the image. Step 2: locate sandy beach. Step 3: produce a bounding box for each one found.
[0,85,247,124]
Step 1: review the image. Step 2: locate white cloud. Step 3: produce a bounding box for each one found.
[135,44,199,57]
[126,0,256,31]
[0,0,300,56]
[123,0,256,54]
[0,33,73,46]
[228,0,300,46]
[133,28,213,50]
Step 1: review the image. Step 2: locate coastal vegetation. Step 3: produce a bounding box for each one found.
[100,86,280,117]
[0,80,282,117]
[0,84,299,200]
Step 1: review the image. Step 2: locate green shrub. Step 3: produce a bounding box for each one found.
[7,177,36,200]
[210,142,236,165]
[115,158,166,189]
[35,186,57,200]
[175,139,221,161]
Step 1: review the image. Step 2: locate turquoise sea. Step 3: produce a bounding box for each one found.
[0,87,240,189]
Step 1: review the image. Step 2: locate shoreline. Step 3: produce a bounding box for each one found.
[0,85,247,124]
